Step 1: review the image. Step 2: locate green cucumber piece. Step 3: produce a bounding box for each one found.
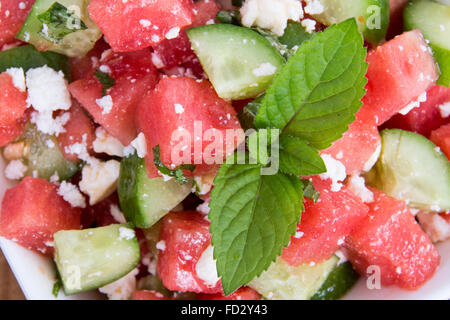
[0,45,70,80]
[311,262,359,300]
[16,0,102,57]
[249,256,339,300]
[313,0,389,44]
[187,24,284,100]
[54,224,140,295]
[118,153,192,228]
[18,125,79,181]
[404,0,450,87]
[367,129,450,211]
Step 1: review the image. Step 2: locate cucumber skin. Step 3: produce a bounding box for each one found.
[0,45,71,81]
[310,262,359,300]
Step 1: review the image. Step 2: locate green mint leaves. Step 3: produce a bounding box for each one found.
[94,70,115,96]
[255,19,368,150]
[208,19,367,295]
[38,2,87,43]
[152,145,195,185]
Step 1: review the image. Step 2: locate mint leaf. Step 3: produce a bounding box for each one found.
[52,279,61,298]
[209,160,304,295]
[278,135,326,176]
[152,145,195,185]
[278,21,313,50]
[38,2,87,43]
[94,69,115,96]
[237,96,263,130]
[301,179,320,203]
[255,19,368,150]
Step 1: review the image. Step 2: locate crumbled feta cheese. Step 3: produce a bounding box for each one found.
[5,67,26,92]
[193,173,215,196]
[95,95,113,115]
[195,245,220,287]
[139,19,151,28]
[294,231,304,239]
[439,102,450,118]
[196,202,210,215]
[304,0,324,15]
[252,62,277,77]
[57,181,86,208]
[79,159,120,205]
[118,227,136,240]
[98,64,111,74]
[4,160,27,180]
[64,133,91,163]
[174,103,184,114]
[130,133,147,158]
[347,175,374,203]
[363,142,381,172]
[335,249,347,265]
[156,240,166,251]
[398,92,427,115]
[18,2,26,10]
[30,111,70,136]
[417,211,450,243]
[319,154,347,192]
[301,18,316,34]
[93,127,125,157]
[110,204,127,224]
[241,0,303,36]
[165,27,180,39]
[151,52,165,69]
[99,268,138,300]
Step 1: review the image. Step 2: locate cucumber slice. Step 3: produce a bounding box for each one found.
[310,262,359,300]
[187,24,284,100]
[367,129,450,211]
[16,0,102,57]
[312,0,389,44]
[0,45,70,80]
[404,0,450,87]
[118,153,192,228]
[18,125,79,181]
[54,224,140,295]
[249,256,339,300]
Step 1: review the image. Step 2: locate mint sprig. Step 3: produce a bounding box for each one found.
[208,19,367,295]
[94,69,115,96]
[255,19,368,150]
[153,145,195,185]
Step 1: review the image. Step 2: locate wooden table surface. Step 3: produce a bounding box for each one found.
[0,251,25,300]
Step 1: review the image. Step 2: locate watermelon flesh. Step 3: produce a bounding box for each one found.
[282,177,369,266]
[196,287,261,300]
[88,0,194,52]
[382,85,450,137]
[157,211,222,294]
[430,123,450,160]
[358,30,440,126]
[132,290,171,300]
[345,189,440,290]
[69,48,160,145]
[0,177,82,256]
[0,0,34,48]
[387,0,410,39]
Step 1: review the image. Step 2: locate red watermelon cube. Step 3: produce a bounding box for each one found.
[132,290,171,300]
[282,177,369,266]
[430,123,450,160]
[0,177,82,256]
[88,0,194,52]
[157,211,222,294]
[196,287,261,300]
[0,0,34,48]
[345,189,440,290]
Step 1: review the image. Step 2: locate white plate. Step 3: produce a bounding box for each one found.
[0,156,448,300]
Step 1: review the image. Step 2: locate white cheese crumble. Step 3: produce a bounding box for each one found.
[156,240,166,251]
[304,0,324,15]
[79,159,120,205]
[240,0,303,36]
[130,133,147,158]
[196,202,210,215]
[195,245,220,287]
[363,142,381,172]
[301,18,316,34]
[417,212,450,243]
[57,181,86,208]
[347,175,374,203]
[119,227,136,240]
[165,27,180,39]
[93,127,125,157]
[5,67,26,92]
[439,102,450,118]
[4,160,27,180]
[99,268,138,300]
[398,92,427,115]
[252,62,277,77]
[30,111,70,136]
[193,173,215,196]
[151,52,165,69]
[110,204,127,224]
[139,19,151,28]
[174,103,184,114]
[319,154,347,192]
[95,95,113,115]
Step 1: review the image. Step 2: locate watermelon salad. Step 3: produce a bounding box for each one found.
[0,0,449,300]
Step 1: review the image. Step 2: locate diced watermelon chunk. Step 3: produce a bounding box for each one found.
[132,290,171,300]
[282,177,369,266]
[383,85,450,137]
[196,287,261,300]
[69,48,159,145]
[88,0,194,52]
[345,189,440,290]
[321,117,381,175]
[137,77,242,177]
[157,211,222,294]
[0,72,29,146]
[69,38,110,81]
[387,0,410,39]
[58,100,96,162]
[430,123,450,160]
[0,0,34,48]
[81,193,119,228]
[358,30,439,126]
[0,177,82,256]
